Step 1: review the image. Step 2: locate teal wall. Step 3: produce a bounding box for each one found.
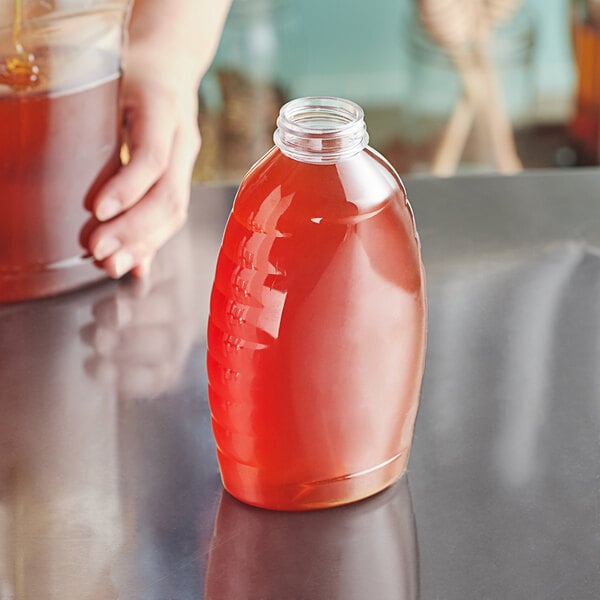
[209,0,575,114]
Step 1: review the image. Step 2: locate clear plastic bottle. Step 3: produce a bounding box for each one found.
[207,96,427,510]
[0,1,131,302]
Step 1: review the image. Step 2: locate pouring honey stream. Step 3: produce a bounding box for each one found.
[0,0,41,90]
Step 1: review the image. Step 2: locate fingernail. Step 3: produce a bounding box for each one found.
[96,197,122,221]
[93,237,121,261]
[113,251,135,278]
[133,256,153,279]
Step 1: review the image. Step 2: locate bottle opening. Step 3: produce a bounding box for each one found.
[274,96,369,164]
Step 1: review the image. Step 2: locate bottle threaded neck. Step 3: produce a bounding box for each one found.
[273,96,369,164]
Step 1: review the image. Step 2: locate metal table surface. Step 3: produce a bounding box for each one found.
[1,169,599,599]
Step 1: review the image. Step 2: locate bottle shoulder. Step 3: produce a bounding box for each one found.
[233,147,407,229]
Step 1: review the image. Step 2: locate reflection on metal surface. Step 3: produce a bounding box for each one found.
[0,504,14,600]
[423,243,590,485]
[205,477,419,600]
[491,244,585,487]
[0,299,122,599]
[409,169,600,599]
[0,215,222,599]
[2,176,600,599]
[81,232,198,402]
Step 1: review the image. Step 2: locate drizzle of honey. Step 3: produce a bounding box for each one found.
[0,0,41,91]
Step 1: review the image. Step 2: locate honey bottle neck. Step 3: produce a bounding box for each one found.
[274,96,369,164]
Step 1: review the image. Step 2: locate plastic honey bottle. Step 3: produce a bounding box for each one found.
[207,97,427,510]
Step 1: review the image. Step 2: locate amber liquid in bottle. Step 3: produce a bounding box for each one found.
[0,3,122,302]
[207,98,427,511]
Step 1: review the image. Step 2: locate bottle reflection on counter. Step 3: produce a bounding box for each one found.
[204,476,419,600]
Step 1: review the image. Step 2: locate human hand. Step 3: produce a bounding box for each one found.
[87,73,201,280]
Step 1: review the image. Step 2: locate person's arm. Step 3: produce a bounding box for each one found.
[89,0,231,278]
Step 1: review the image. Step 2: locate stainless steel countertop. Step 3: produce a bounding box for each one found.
[1,169,599,599]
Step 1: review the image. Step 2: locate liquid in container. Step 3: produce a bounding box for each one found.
[0,0,131,302]
[207,96,427,510]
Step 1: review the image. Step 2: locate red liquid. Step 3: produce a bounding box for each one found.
[568,19,600,162]
[0,48,122,302]
[207,147,427,510]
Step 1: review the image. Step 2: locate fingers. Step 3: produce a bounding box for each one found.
[93,88,178,222]
[131,255,154,279]
[89,120,200,279]
[86,76,201,279]
[93,129,197,277]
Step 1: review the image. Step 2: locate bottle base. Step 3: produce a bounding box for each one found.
[218,450,410,511]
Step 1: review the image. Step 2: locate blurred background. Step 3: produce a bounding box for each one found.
[193,0,600,183]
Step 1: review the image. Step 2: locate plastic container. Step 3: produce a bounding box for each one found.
[207,96,427,510]
[0,0,131,303]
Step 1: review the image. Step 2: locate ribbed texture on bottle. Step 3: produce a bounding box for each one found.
[273,96,369,164]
